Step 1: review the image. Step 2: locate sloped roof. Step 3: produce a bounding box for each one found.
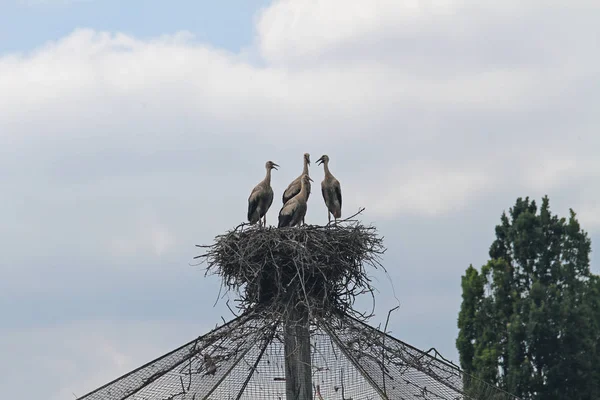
[76,311,518,400]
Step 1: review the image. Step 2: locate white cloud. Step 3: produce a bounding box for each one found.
[256,0,459,63]
[108,205,177,257]
[351,162,489,217]
[579,205,600,230]
[256,0,600,67]
[523,152,580,191]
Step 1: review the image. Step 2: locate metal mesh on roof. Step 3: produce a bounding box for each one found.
[76,311,518,400]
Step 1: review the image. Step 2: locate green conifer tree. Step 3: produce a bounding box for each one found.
[457,196,599,399]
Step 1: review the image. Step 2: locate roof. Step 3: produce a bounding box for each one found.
[76,310,519,400]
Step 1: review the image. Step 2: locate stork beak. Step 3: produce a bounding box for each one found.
[316,156,323,165]
[272,163,279,170]
[308,176,314,182]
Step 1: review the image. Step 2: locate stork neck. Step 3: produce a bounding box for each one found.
[265,168,272,184]
[302,160,309,175]
[299,180,308,197]
[323,161,331,176]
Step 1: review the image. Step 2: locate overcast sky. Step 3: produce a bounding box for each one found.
[1,1,599,399]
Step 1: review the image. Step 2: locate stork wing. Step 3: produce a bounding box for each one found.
[265,187,274,215]
[282,179,300,204]
[278,201,295,227]
[248,188,260,222]
[335,182,342,208]
[249,184,261,197]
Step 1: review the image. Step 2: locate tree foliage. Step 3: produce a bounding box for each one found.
[457,196,600,399]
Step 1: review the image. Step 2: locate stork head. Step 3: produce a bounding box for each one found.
[265,161,279,170]
[316,155,329,165]
[304,153,311,165]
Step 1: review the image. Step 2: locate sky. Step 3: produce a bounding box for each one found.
[1,0,599,398]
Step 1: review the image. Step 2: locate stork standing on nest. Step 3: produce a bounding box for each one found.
[282,153,311,205]
[247,160,279,227]
[317,155,342,224]
[278,174,313,228]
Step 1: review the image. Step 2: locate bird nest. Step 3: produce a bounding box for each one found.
[195,209,386,320]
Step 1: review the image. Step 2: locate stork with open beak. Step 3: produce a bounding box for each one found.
[278,174,313,228]
[316,155,342,224]
[247,160,279,227]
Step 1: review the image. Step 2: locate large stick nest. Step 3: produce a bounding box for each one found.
[195,209,386,320]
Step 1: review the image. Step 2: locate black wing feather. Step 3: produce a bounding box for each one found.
[335,183,342,209]
[282,186,299,204]
[278,211,292,228]
[248,190,260,223]
[265,189,274,217]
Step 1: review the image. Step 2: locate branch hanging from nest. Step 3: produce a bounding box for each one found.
[194,208,386,321]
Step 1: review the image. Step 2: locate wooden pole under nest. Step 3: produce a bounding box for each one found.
[284,306,313,400]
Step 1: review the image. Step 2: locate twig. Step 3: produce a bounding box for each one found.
[194,217,386,322]
[382,305,400,396]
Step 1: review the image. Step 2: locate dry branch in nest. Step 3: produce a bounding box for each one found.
[195,209,386,320]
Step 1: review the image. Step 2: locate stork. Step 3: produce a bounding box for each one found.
[316,155,342,224]
[278,174,313,228]
[247,160,279,227]
[282,153,311,205]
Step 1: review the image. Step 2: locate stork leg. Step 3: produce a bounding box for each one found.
[263,214,267,227]
[328,212,331,224]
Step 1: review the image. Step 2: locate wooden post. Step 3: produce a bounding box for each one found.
[284,307,313,400]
